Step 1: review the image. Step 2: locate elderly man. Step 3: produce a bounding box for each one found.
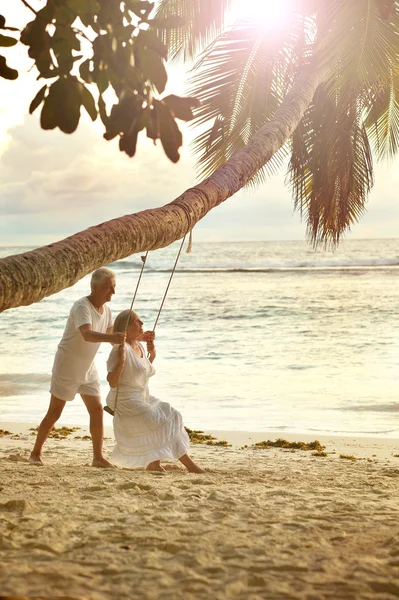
[29,267,125,468]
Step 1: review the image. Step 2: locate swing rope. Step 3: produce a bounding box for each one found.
[152,234,186,332]
[127,251,149,318]
[104,234,188,417]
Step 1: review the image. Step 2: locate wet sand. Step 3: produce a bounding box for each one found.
[0,423,398,599]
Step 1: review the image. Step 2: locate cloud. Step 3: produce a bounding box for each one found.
[0,105,398,245]
[0,113,200,242]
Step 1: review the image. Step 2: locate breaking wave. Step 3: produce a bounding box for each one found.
[0,373,50,397]
[109,256,399,274]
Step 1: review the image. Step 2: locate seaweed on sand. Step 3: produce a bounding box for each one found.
[185,428,231,447]
[252,438,326,452]
[29,426,80,439]
[339,454,357,461]
[0,430,12,437]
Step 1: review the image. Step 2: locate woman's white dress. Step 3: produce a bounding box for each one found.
[106,343,190,468]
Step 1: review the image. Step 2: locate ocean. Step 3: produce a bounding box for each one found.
[0,238,398,437]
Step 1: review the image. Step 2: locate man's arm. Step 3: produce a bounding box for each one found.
[79,324,125,345]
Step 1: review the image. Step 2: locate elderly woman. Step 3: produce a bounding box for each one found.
[106,309,204,473]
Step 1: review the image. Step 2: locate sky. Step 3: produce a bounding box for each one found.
[1,1,398,247]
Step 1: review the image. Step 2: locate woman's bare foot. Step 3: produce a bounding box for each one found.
[179,454,205,473]
[29,453,43,466]
[188,464,205,473]
[92,458,115,469]
[146,460,165,472]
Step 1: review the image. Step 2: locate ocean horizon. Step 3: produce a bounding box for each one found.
[1,238,398,437]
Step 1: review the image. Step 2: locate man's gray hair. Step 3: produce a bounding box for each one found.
[91,267,116,290]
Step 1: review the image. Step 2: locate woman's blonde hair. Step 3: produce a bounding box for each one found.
[113,309,138,333]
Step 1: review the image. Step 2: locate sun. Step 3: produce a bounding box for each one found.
[229,0,293,33]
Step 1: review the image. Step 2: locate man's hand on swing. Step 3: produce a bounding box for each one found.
[110,332,126,345]
[139,330,155,343]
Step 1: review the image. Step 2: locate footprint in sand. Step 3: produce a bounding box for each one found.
[8,454,28,462]
[189,478,215,485]
[0,499,36,514]
[117,482,154,492]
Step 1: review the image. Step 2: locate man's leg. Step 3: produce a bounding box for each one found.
[29,395,66,465]
[81,394,114,468]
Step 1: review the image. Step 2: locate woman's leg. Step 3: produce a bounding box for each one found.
[29,395,66,465]
[146,460,165,472]
[179,454,204,473]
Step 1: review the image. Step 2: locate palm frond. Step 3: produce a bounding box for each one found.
[376,0,397,20]
[154,0,233,62]
[187,15,314,184]
[287,85,374,246]
[365,65,399,160]
[317,0,399,93]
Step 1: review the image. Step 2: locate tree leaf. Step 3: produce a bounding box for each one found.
[119,129,139,157]
[107,95,138,135]
[79,58,92,82]
[79,83,97,121]
[67,0,101,17]
[0,33,17,47]
[54,77,82,133]
[126,0,154,20]
[157,101,182,162]
[162,94,199,121]
[36,64,58,79]
[20,19,44,47]
[40,93,57,130]
[29,84,47,114]
[95,69,109,94]
[98,95,109,126]
[146,107,159,140]
[136,46,167,93]
[0,55,18,80]
[136,29,168,59]
[42,77,82,133]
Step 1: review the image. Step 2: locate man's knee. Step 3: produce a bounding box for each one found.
[88,404,103,417]
[82,396,103,416]
[46,396,66,422]
[45,407,63,422]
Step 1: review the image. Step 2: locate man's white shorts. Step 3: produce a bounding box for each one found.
[50,375,101,402]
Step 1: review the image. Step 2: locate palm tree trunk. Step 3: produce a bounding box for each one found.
[0,66,326,312]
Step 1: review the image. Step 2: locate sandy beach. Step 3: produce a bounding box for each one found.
[0,423,398,599]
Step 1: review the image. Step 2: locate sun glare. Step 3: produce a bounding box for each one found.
[229,0,293,33]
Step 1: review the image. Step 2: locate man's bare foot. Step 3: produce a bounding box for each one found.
[146,461,165,472]
[29,453,43,466]
[92,458,115,469]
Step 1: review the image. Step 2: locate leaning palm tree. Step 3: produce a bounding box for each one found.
[0,0,398,312]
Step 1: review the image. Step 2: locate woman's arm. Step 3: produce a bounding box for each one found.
[147,340,156,364]
[107,344,126,388]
